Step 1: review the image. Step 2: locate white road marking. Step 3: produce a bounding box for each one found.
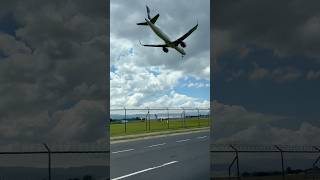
[146,143,166,148]
[111,149,134,154]
[197,136,207,139]
[176,138,191,143]
[111,161,178,180]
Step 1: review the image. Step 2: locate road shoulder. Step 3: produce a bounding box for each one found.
[110,127,209,144]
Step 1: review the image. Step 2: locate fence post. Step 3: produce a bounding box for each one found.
[145,108,148,131]
[275,145,285,180]
[43,143,51,180]
[124,107,127,134]
[184,108,186,128]
[229,145,240,180]
[180,108,183,128]
[208,108,210,127]
[180,111,183,128]
[228,154,237,179]
[313,146,320,168]
[197,108,200,127]
[167,108,170,129]
[148,108,150,131]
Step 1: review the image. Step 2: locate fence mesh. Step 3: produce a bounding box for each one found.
[110,108,210,136]
[211,144,320,180]
[0,143,109,180]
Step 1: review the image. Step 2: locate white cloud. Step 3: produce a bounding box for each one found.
[110,50,209,108]
[0,33,32,56]
[248,63,303,82]
[212,101,320,145]
[142,90,209,108]
[49,100,106,143]
[215,122,320,145]
[306,70,320,80]
[0,0,108,145]
[186,82,210,88]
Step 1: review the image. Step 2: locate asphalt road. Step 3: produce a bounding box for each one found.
[110,130,210,180]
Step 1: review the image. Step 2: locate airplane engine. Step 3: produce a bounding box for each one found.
[180,41,186,48]
[162,47,169,53]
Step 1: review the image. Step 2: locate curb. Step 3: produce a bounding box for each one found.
[110,127,209,144]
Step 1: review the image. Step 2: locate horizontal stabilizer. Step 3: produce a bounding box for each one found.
[137,22,148,25]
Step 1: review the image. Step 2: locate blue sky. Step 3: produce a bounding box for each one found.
[0,13,18,36]
[176,77,210,101]
[215,45,320,121]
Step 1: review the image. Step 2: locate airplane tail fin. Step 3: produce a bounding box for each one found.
[146,5,151,20]
[136,14,159,25]
[137,5,159,26]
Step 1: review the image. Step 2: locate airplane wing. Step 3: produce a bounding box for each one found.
[139,41,168,47]
[150,14,160,24]
[173,23,198,45]
[137,14,160,25]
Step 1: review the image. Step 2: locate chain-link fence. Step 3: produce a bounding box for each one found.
[0,143,109,180]
[211,144,320,180]
[110,107,210,136]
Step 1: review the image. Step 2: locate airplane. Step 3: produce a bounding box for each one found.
[137,5,198,57]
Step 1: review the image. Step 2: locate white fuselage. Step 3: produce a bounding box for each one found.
[145,18,186,55]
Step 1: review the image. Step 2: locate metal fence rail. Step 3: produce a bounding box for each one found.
[110,107,210,135]
[211,144,320,180]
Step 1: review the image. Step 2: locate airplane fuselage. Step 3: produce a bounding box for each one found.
[145,18,186,55]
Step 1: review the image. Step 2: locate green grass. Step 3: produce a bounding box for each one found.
[110,117,209,137]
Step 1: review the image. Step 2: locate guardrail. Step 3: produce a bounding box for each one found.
[110,107,210,135]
